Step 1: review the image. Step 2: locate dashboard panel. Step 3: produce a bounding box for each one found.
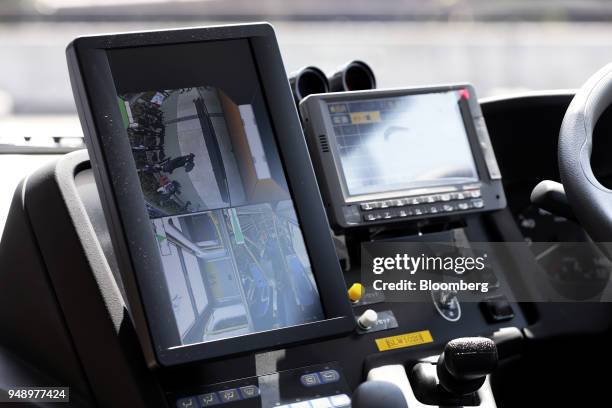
[3,22,612,408]
[3,88,612,407]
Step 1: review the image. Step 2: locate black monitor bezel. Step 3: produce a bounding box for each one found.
[66,23,355,367]
[299,85,507,230]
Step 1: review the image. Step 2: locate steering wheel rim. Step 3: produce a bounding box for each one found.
[559,62,612,242]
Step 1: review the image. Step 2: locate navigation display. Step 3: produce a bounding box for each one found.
[326,90,478,197]
[113,40,325,347]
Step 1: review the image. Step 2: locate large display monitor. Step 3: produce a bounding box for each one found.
[299,85,506,229]
[67,24,354,366]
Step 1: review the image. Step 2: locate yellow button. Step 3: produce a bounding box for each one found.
[348,283,365,302]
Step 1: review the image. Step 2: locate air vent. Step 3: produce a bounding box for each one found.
[318,134,330,152]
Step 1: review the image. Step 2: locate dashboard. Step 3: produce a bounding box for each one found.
[2,23,612,408]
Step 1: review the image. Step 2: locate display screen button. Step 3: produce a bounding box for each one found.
[310,397,333,408]
[472,199,484,208]
[176,397,198,408]
[300,373,321,387]
[198,392,221,406]
[330,394,351,407]
[218,389,240,403]
[319,369,340,384]
[239,385,260,399]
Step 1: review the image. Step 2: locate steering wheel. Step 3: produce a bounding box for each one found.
[559,63,612,242]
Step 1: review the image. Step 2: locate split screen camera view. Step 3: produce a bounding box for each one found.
[118,86,324,346]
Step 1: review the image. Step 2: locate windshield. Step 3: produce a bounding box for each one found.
[0,0,610,117]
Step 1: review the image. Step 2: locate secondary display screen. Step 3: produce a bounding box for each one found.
[108,40,324,347]
[326,90,479,197]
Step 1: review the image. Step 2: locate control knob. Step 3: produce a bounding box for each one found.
[357,309,378,330]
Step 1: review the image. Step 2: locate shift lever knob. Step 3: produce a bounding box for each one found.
[437,337,498,395]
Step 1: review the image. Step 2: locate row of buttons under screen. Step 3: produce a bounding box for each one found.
[176,370,341,408]
[360,189,482,211]
[277,394,350,408]
[363,199,484,222]
[176,385,259,407]
[300,370,340,387]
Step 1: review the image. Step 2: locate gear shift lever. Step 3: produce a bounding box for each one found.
[437,337,498,395]
[411,337,498,405]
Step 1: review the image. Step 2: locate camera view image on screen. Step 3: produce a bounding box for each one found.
[117,84,324,346]
[327,90,478,197]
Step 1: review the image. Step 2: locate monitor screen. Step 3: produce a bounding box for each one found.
[326,90,479,198]
[109,39,325,347]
